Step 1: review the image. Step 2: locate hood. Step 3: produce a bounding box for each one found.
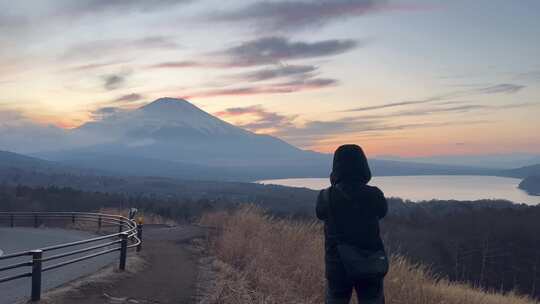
[330,144,372,185]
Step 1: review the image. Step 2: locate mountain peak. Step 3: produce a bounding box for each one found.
[142,97,194,110]
[139,97,209,118]
[124,96,248,137]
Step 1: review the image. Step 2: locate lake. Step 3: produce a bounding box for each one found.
[258,175,540,205]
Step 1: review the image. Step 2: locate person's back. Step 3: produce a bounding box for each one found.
[316,144,387,304]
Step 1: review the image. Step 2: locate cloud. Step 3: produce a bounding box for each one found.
[90,106,127,121]
[273,101,539,146]
[63,36,179,61]
[0,14,26,29]
[476,83,525,94]
[216,105,297,132]
[0,110,67,153]
[498,102,539,109]
[352,102,539,121]
[184,77,337,98]
[68,60,129,72]
[275,116,491,146]
[132,36,179,49]
[65,0,194,15]
[517,70,540,82]
[345,83,527,112]
[93,107,119,115]
[0,1,194,41]
[102,73,128,91]
[222,36,359,67]
[113,93,144,103]
[149,36,359,69]
[346,96,446,112]
[0,110,27,125]
[237,65,318,82]
[379,104,491,118]
[210,0,388,32]
[149,61,205,69]
[280,77,338,88]
[215,105,492,143]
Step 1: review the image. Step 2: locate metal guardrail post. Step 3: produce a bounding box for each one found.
[119,233,128,271]
[0,211,139,300]
[98,216,102,231]
[137,224,143,252]
[118,223,123,233]
[31,250,43,302]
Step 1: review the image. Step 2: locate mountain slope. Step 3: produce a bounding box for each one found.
[69,97,311,166]
[519,176,540,195]
[37,98,330,179]
[35,98,501,181]
[0,150,76,173]
[501,164,540,178]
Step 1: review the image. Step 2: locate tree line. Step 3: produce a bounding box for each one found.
[1,184,539,299]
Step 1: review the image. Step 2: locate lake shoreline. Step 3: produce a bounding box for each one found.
[257,175,539,206]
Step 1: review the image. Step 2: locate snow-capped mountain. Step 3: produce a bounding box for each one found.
[77,98,249,141]
[35,98,490,181]
[38,98,329,179]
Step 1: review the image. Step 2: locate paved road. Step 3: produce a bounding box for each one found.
[45,225,207,304]
[0,227,118,304]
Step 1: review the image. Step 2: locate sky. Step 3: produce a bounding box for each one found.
[1,0,539,157]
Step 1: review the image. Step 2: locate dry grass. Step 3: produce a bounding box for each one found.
[198,206,538,304]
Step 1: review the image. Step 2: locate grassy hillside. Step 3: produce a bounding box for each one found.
[199,206,537,304]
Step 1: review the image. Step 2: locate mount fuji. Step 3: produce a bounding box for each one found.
[34,98,496,181]
[37,98,331,180]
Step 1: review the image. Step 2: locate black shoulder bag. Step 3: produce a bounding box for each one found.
[325,186,389,280]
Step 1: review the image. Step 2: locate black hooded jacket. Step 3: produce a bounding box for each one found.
[316,145,388,258]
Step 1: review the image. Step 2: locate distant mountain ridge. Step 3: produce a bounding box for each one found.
[378,154,540,169]
[0,150,80,174]
[28,97,503,181]
[501,164,540,178]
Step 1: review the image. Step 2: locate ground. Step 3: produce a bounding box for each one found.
[0,227,117,304]
[41,224,207,304]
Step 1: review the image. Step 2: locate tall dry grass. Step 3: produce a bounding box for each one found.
[199,206,537,304]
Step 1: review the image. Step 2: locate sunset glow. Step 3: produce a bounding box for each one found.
[1,0,539,156]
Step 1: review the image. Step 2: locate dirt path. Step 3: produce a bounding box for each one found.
[42,225,207,304]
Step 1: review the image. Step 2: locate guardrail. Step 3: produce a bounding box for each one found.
[0,212,143,302]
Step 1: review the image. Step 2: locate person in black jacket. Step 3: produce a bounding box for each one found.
[317,144,388,304]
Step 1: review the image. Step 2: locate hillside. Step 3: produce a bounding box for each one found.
[0,152,319,213]
[0,150,97,176]
[501,164,540,178]
[39,98,327,177]
[519,176,540,195]
[199,207,538,304]
[0,150,66,172]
